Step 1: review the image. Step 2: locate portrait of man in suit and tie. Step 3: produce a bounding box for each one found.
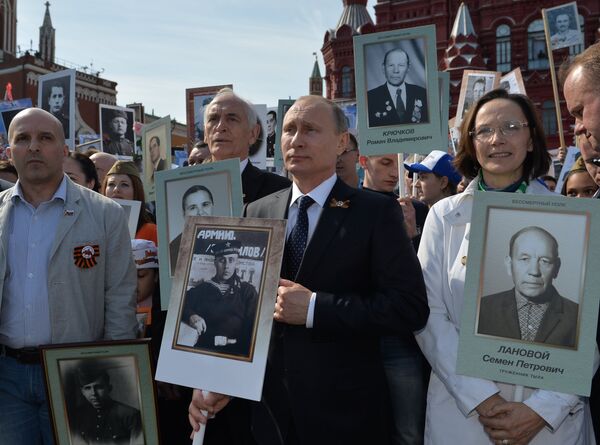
[477,226,579,348]
[366,45,429,128]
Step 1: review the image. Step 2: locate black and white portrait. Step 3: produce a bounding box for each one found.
[175,228,269,360]
[193,94,215,143]
[165,171,234,276]
[499,68,526,95]
[456,71,499,124]
[546,2,583,50]
[266,109,276,159]
[476,209,586,349]
[38,69,75,148]
[364,38,429,128]
[248,104,267,170]
[58,356,143,445]
[143,118,170,188]
[100,105,136,157]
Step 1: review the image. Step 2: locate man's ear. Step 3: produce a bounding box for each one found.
[504,255,513,278]
[336,132,349,157]
[6,146,11,160]
[358,155,368,169]
[439,175,449,190]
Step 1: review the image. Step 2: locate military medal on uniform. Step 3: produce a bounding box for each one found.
[74,244,100,268]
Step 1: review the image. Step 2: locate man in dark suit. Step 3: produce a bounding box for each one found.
[149,135,167,181]
[203,88,290,204]
[157,88,289,445]
[189,95,429,445]
[367,48,428,128]
[478,226,578,348]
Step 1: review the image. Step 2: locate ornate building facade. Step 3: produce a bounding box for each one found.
[322,0,600,148]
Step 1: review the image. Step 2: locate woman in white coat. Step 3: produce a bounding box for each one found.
[416,89,595,445]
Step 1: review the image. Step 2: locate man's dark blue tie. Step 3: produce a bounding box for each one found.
[286,195,315,279]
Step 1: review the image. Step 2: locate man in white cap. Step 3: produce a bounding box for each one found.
[404,150,461,207]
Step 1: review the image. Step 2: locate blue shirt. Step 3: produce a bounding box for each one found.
[0,177,67,348]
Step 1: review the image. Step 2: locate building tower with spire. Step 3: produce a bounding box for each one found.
[39,1,55,63]
[0,0,17,61]
[322,0,375,101]
[309,52,323,96]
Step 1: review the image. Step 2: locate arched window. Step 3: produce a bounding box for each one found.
[341,66,352,98]
[542,101,557,136]
[569,14,585,56]
[496,24,511,72]
[528,20,548,70]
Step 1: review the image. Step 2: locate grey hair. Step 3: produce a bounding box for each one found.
[203,88,258,128]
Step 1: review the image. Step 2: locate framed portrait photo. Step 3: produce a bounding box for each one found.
[156,216,286,401]
[112,198,142,239]
[142,115,171,201]
[248,104,267,170]
[499,68,526,95]
[543,1,583,51]
[99,105,137,159]
[354,25,442,156]
[41,339,160,445]
[457,191,600,395]
[0,98,32,146]
[185,84,232,146]
[274,99,295,173]
[456,70,500,126]
[38,69,76,150]
[155,158,244,309]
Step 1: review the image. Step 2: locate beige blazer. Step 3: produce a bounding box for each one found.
[0,176,137,344]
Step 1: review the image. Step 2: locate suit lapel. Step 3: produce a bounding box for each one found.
[295,179,355,282]
[50,181,81,260]
[241,161,262,204]
[536,290,563,342]
[503,291,521,338]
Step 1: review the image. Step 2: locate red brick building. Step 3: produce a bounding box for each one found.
[322,0,600,148]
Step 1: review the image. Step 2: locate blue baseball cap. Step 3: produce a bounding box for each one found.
[404,150,461,185]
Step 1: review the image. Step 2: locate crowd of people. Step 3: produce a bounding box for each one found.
[0,38,599,445]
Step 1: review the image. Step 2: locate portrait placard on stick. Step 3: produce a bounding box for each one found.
[155,159,243,309]
[99,104,137,159]
[455,70,500,126]
[38,69,76,149]
[544,2,583,51]
[41,340,160,445]
[142,115,171,201]
[457,191,600,395]
[185,85,232,147]
[274,99,295,173]
[499,68,527,95]
[354,25,442,156]
[156,216,286,401]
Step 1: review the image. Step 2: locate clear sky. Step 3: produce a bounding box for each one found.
[17,1,374,123]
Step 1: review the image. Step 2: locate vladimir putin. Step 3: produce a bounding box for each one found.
[367,47,428,127]
[478,226,578,348]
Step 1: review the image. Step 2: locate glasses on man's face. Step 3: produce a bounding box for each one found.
[469,121,529,142]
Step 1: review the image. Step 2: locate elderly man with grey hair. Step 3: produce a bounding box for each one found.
[202,88,290,204]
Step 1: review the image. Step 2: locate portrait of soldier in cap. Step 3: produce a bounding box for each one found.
[180,239,259,358]
[102,107,135,157]
[67,360,143,445]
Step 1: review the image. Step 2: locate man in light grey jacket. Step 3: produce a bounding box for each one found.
[0,108,137,444]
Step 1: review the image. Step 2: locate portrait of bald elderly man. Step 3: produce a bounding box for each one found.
[478,226,579,348]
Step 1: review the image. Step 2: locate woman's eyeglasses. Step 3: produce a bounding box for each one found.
[469,121,529,142]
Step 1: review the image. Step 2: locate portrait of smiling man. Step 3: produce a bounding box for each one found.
[478,226,579,348]
[367,46,429,128]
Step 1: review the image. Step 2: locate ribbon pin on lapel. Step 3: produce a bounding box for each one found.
[328,198,350,209]
[74,244,100,269]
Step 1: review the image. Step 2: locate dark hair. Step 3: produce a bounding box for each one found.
[267,110,277,121]
[434,172,457,196]
[382,48,410,66]
[560,168,597,196]
[454,89,551,180]
[68,152,100,192]
[540,174,557,183]
[559,42,600,87]
[181,185,214,212]
[348,133,358,151]
[149,135,160,146]
[509,226,558,259]
[100,171,153,232]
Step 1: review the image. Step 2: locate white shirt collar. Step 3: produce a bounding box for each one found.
[12,174,67,204]
[289,173,337,209]
[239,158,249,173]
[387,82,406,107]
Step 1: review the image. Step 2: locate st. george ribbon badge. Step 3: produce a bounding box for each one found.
[73,244,100,269]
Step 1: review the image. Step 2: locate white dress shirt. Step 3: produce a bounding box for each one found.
[286,173,337,328]
[387,82,406,111]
